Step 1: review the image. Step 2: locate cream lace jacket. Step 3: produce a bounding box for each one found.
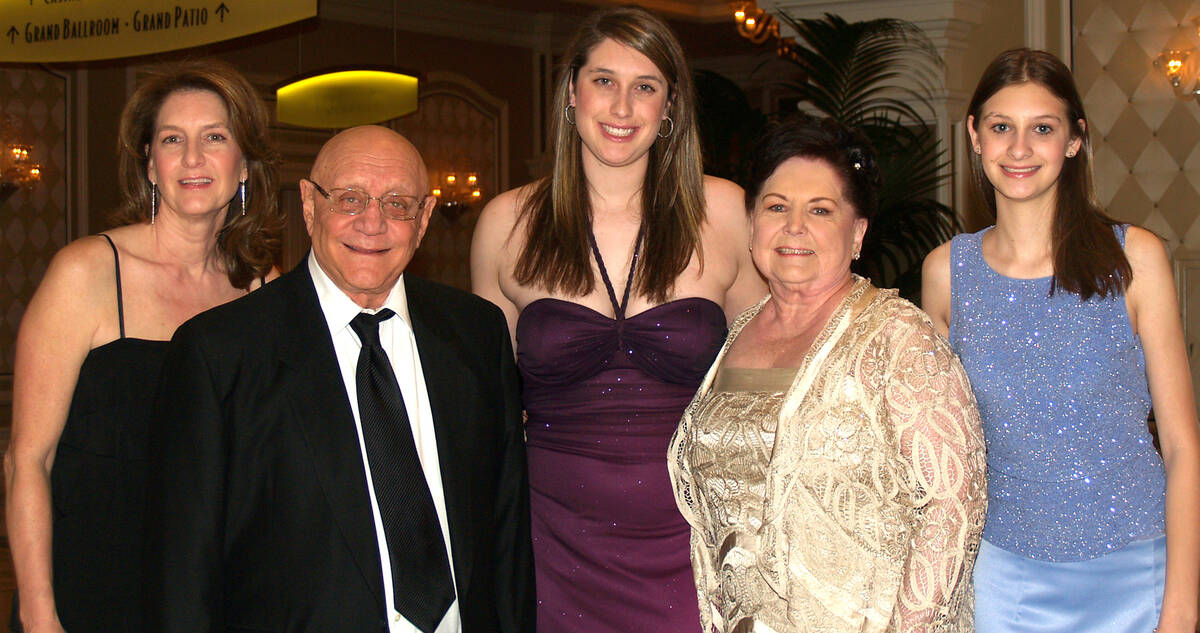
[669,278,987,633]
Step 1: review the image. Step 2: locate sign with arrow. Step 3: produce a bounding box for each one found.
[2,0,315,63]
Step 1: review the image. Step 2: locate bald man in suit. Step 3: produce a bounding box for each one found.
[146,126,535,633]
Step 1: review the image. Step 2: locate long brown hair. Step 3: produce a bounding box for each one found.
[513,7,706,303]
[967,48,1130,299]
[113,59,282,290]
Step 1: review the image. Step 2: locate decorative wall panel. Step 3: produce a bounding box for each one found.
[393,73,507,292]
[1074,0,1200,411]
[1075,0,1200,250]
[0,68,68,376]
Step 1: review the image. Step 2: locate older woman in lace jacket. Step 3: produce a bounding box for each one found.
[668,116,987,633]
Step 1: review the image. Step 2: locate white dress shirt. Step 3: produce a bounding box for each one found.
[308,254,461,633]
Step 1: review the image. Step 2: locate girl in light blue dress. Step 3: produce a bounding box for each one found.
[922,48,1199,633]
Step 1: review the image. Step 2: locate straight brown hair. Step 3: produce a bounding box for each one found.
[513,7,706,303]
[113,59,282,290]
[967,48,1131,300]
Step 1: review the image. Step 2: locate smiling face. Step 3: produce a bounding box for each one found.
[147,89,247,220]
[968,82,1083,212]
[301,126,435,309]
[751,157,867,294]
[569,38,671,172]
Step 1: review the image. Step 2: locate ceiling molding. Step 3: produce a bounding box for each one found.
[322,0,738,50]
[768,0,987,27]
[321,0,577,49]
[574,0,735,22]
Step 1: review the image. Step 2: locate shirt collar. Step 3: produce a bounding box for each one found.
[307,251,412,336]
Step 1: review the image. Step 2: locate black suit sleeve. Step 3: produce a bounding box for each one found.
[145,323,227,632]
[491,316,536,633]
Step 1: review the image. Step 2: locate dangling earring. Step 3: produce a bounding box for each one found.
[564,104,576,126]
[150,183,158,225]
[239,180,247,216]
[658,116,674,138]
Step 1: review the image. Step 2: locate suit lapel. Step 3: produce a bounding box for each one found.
[275,264,385,610]
[405,277,478,597]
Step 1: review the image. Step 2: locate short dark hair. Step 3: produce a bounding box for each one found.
[743,114,880,220]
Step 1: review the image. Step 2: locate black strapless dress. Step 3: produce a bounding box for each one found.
[12,234,166,633]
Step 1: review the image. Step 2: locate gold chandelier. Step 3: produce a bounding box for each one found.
[430,170,481,221]
[1,114,41,203]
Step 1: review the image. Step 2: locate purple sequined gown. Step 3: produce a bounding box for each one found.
[516,232,726,632]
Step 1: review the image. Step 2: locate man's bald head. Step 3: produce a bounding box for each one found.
[311,125,428,188]
[301,125,436,309]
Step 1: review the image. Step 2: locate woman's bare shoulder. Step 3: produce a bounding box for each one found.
[480,183,539,223]
[476,182,541,251]
[1122,225,1168,268]
[703,175,747,218]
[45,234,122,291]
[25,234,122,339]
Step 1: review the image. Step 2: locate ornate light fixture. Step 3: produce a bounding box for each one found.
[731,1,803,61]
[276,68,419,128]
[430,170,481,221]
[1,114,42,203]
[275,0,418,129]
[1155,49,1191,88]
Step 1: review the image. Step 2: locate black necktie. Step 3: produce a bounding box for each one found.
[350,310,455,632]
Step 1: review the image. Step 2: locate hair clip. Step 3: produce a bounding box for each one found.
[853,161,863,171]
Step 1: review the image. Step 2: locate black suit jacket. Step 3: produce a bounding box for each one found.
[146,263,534,633]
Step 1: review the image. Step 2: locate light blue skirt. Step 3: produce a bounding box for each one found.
[974,535,1165,633]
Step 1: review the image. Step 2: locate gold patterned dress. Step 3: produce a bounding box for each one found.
[669,277,988,633]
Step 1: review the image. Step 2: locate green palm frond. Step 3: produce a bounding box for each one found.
[775,14,940,125]
[772,12,958,299]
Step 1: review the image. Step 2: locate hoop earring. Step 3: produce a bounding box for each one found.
[658,116,674,138]
[564,104,576,126]
[150,183,158,225]
[239,180,247,216]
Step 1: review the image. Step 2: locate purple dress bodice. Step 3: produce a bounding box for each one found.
[517,229,726,632]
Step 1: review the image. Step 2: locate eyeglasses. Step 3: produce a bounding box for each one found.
[304,178,430,221]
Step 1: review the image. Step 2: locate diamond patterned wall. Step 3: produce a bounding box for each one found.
[393,86,503,292]
[1075,0,1200,407]
[1075,0,1200,250]
[0,68,68,375]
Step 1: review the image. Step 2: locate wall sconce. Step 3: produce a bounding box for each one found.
[1154,48,1192,91]
[430,171,481,221]
[1,115,42,203]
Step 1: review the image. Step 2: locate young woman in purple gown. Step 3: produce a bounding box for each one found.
[471,7,764,631]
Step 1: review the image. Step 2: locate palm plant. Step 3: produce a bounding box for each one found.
[772,13,959,298]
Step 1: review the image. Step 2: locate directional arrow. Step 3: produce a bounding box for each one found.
[215,3,230,23]
[6,26,16,44]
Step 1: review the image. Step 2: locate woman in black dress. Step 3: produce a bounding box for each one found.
[5,59,281,633]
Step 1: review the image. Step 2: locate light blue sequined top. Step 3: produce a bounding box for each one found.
[949,226,1165,562]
